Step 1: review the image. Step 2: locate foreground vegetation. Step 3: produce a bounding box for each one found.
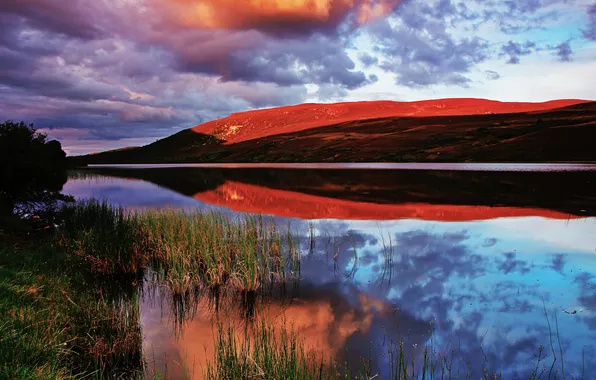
[1,201,301,378]
[0,201,586,379]
[0,242,142,378]
[57,201,300,295]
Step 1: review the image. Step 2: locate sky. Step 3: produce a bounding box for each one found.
[1,0,595,155]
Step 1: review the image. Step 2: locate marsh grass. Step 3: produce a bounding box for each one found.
[57,201,301,297]
[198,292,580,380]
[57,201,147,275]
[205,319,333,380]
[204,317,574,380]
[138,210,298,294]
[0,257,70,379]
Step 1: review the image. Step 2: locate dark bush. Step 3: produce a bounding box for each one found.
[0,121,71,223]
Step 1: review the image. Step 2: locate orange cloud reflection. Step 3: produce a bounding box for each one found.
[142,292,393,379]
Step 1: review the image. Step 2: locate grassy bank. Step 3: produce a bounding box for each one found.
[1,201,303,378]
[0,242,143,379]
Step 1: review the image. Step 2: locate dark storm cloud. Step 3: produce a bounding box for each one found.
[499,40,537,64]
[168,33,372,88]
[0,0,375,152]
[0,0,99,39]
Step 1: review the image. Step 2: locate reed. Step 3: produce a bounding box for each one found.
[205,319,331,380]
[203,311,568,380]
[57,200,147,275]
[57,201,301,295]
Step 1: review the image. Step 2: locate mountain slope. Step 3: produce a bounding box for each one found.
[71,98,596,164]
[191,98,588,144]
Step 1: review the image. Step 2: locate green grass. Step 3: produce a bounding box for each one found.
[58,201,147,275]
[0,200,304,378]
[0,252,70,379]
[204,318,510,380]
[0,244,143,379]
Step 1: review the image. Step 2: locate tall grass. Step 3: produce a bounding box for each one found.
[205,318,567,380]
[13,200,581,379]
[57,201,300,296]
[205,319,332,380]
[0,259,70,379]
[57,201,147,275]
[69,293,143,377]
[138,210,296,294]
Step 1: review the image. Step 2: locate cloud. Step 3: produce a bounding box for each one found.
[162,32,373,88]
[551,253,567,274]
[475,0,574,34]
[496,252,532,274]
[0,0,118,39]
[499,40,537,64]
[0,0,594,153]
[159,0,402,35]
[358,52,379,67]
[582,3,596,40]
[368,2,489,87]
[553,40,573,62]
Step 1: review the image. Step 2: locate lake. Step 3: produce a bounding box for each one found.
[64,164,596,379]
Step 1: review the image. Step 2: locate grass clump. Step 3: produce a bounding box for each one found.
[138,210,296,294]
[57,200,147,275]
[205,320,333,380]
[57,201,300,296]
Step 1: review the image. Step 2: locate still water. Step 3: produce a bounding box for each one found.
[64,165,596,379]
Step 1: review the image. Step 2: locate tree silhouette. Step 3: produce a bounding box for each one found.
[0,121,70,219]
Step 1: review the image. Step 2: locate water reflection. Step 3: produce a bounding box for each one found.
[64,170,596,379]
[139,217,596,379]
[66,167,596,219]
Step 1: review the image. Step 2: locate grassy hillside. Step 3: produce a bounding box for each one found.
[71,101,596,164]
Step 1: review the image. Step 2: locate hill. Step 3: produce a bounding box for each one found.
[71,98,596,164]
